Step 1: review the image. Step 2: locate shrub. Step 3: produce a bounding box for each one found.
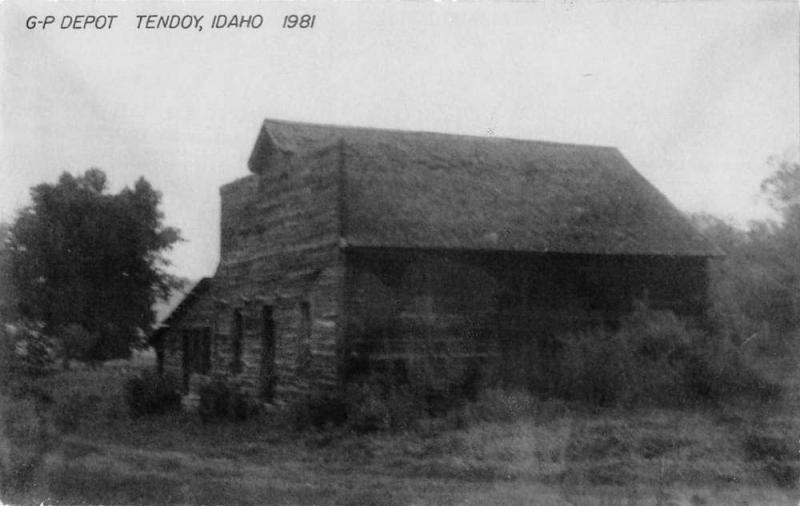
[1,320,56,378]
[287,378,427,433]
[59,323,100,367]
[124,369,181,417]
[0,325,20,391]
[684,339,781,402]
[458,388,541,423]
[288,392,348,431]
[197,376,230,420]
[53,390,101,433]
[555,328,628,406]
[230,390,259,420]
[197,375,259,421]
[343,375,428,433]
[553,305,781,407]
[344,381,390,433]
[383,384,427,431]
[0,394,58,496]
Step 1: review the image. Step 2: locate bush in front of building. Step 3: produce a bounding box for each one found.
[456,388,544,424]
[343,379,425,433]
[553,305,782,407]
[124,369,181,417]
[682,338,782,402]
[196,375,259,421]
[287,377,425,433]
[290,306,782,431]
[197,375,229,420]
[288,391,349,431]
[555,327,629,406]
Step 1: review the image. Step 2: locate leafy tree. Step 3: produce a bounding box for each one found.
[694,151,800,351]
[761,153,800,214]
[695,214,793,346]
[759,154,800,340]
[8,169,181,362]
[0,222,17,321]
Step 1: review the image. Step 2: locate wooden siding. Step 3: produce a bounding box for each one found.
[155,119,717,406]
[161,146,344,404]
[342,247,709,390]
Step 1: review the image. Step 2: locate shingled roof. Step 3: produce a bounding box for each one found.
[249,119,720,257]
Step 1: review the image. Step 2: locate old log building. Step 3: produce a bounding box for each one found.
[152,119,719,402]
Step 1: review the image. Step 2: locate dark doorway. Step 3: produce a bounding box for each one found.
[182,327,211,392]
[182,332,190,391]
[260,305,276,401]
[231,309,244,374]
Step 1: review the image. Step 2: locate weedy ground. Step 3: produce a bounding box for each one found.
[3,354,800,505]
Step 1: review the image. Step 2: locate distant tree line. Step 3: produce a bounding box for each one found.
[693,152,800,354]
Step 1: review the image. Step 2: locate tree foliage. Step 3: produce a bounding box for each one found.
[694,152,800,351]
[8,169,181,361]
[0,223,17,321]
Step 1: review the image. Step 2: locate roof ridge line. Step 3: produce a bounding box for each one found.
[260,117,620,151]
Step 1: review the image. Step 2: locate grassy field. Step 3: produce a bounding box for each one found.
[3,356,800,505]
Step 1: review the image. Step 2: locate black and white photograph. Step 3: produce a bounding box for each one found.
[1,1,799,504]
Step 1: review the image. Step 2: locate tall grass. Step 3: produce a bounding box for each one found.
[0,393,60,497]
[0,321,156,499]
[2,354,797,503]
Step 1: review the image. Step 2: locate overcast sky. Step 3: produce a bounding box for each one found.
[1,1,798,280]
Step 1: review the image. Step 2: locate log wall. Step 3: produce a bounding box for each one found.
[343,248,710,391]
[161,145,344,404]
